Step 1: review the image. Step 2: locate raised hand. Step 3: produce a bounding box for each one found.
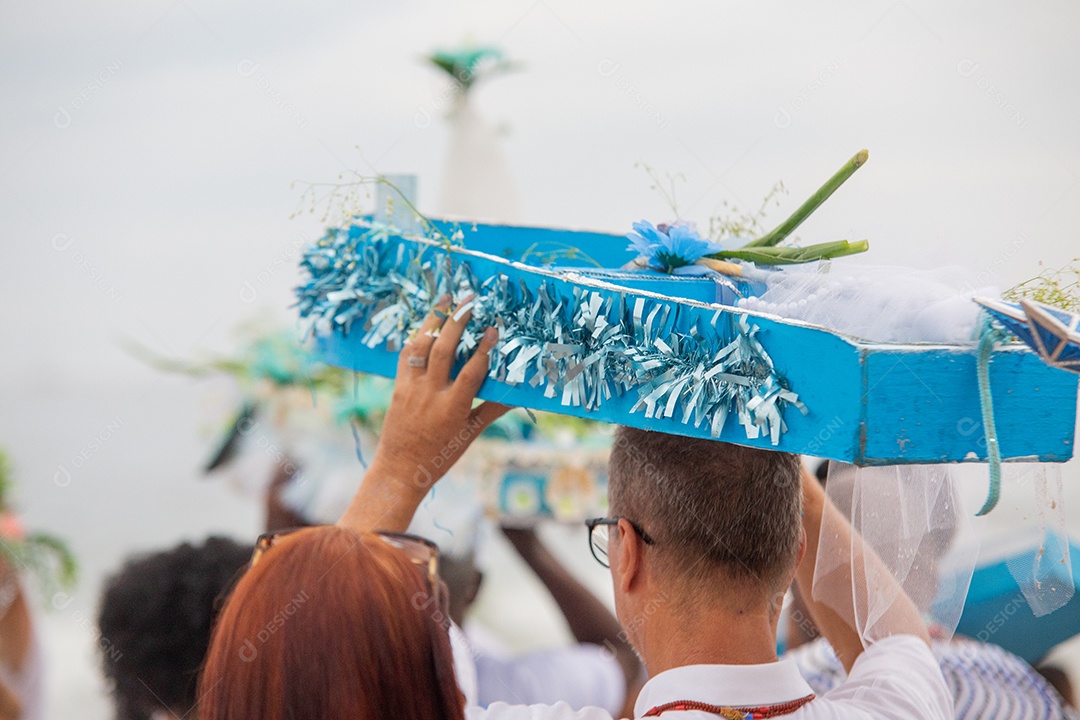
[338,296,510,533]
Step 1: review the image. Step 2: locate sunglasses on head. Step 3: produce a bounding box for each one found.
[251,527,442,606]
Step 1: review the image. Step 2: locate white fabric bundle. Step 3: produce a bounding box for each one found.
[738,263,998,344]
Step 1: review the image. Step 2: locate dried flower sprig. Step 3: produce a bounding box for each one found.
[1005,258,1080,312]
[292,173,461,248]
[709,181,788,243]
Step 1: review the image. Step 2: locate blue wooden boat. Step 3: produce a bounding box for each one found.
[949,535,1080,663]
[297,219,1078,466]
[976,296,1080,373]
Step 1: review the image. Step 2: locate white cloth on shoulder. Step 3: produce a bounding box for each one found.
[787,635,1079,720]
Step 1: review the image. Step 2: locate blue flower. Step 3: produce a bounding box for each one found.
[626,220,724,274]
[626,220,668,257]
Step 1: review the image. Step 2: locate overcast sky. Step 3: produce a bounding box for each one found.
[2,1,1079,714]
[4,1,1079,384]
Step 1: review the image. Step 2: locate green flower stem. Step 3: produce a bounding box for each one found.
[745,149,869,248]
[709,239,869,266]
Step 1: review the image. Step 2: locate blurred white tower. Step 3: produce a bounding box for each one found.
[427,46,521,223]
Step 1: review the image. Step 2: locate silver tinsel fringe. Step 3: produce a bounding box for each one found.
[296,224,806,444]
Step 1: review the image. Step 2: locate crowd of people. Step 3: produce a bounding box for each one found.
[87,299,1077,720]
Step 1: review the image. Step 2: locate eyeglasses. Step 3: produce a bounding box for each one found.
[251,528,441,604]
[584,517,655,568]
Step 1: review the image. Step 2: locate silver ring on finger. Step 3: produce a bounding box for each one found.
[406,355,428,369]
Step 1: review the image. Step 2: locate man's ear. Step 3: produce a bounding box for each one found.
[796,526,807,569]
[616,517,643,593]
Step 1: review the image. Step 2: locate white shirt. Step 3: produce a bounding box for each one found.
[467,635,952,720]
[451,623,480,705]
[453,621,625,714]
[789,636,1080,720]
[475,642,625,713]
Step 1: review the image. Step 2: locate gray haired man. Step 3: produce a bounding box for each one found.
[341,300,952,720]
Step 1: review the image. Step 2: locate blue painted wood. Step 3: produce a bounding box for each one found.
[310,223,1078,465]
[428,219,763,299]
[428,219,635,269]
[861,347,1077,464]
[314,243,868,460]
[564,269,765,308]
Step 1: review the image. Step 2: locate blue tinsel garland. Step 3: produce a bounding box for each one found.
[296,223,806,444]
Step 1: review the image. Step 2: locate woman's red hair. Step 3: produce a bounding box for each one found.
[199,526,464,720]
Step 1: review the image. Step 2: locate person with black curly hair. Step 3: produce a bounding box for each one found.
[97,537,250,720]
